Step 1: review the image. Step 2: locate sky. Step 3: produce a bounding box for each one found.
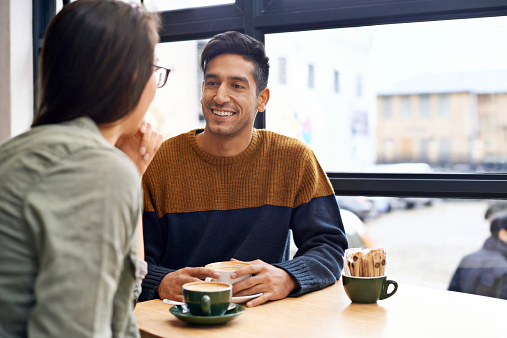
[370,16,507,89]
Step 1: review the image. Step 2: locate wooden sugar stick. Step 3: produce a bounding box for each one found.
[351,251,362,277]
[372,249,382,277]
[379,249,387,276]
[364,250,374,277]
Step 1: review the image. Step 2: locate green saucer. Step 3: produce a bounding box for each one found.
[169,304,245,325]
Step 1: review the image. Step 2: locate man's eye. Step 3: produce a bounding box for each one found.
[233,84,245,89]
[206,81,218,86]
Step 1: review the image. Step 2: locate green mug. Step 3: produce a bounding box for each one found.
[182,281,232,316]
[342,275,398,304]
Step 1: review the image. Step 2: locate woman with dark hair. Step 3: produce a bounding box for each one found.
[0,0,166,336]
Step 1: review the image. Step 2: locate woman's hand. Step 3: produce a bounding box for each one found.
[115,121,163,176]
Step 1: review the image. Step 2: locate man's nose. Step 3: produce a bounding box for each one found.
[214,84,231,104]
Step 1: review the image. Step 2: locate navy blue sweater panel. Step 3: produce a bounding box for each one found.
[140,194,347,301]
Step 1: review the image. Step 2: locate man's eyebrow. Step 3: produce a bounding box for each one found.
[204,73,249,83]
[229,76,249,83]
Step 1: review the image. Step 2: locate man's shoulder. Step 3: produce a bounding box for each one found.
[460,244,507,267]
[256,129,312,153]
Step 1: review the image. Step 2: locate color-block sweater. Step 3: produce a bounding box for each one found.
[140,129,348,301]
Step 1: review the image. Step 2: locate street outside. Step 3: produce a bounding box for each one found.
[364,199,491,290]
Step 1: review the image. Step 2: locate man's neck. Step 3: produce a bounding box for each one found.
[196,129,253,158]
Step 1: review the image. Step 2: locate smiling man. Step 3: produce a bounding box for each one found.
[140,31,348,307]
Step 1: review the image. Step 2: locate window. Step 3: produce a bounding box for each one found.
[279,57,287,85]
[143,0,234,12]
[334,70,339,93]
[439,138,451,163]
[381,96,392,118]
[356,74,362,97]
[419,138,431,161]
[438,94,450,117]
[419,94,430,118]
[37,0,507,293]
[400,95,411,118]
[308,64,315,89]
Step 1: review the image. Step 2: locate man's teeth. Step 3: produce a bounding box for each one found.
[213,110,234,116]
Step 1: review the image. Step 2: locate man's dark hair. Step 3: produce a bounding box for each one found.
[32,0,160,127]
[485,201,507,220]
[200,31,270,95]
[490,213,507,238]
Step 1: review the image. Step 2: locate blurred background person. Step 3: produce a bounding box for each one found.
[0,0,164,337]
[448,202,507,299]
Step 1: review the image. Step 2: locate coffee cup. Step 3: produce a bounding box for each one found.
[205,261,252,284]
[182,281,232,316]
[342,275,398,304]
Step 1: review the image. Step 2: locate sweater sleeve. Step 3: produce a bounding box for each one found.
[274,148,348,296]
[139,207,175,301]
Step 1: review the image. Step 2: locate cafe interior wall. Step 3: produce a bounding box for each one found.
[0,0,33,144]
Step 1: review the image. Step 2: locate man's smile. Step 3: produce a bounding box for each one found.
[212,109,235,117]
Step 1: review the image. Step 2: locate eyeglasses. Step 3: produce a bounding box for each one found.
[153,65,170,88]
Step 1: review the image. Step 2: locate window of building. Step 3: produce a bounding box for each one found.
[439,138,451,162]
[308,64,315,89]
[400,95,411,118]
[334,70,339,93]
[419,94,430,118]
[382,96,392,118]
[356,74,362,97]
[279,57,287,85]
[438,94,450,117]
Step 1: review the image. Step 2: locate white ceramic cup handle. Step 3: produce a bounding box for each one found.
[205,277,213,282]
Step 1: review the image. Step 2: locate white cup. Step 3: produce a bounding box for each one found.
[205,261,252,284]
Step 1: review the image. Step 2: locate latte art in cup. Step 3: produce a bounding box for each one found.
[205,261,250,271]
[184,282,230,292]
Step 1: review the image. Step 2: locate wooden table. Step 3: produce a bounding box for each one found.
[134,282,507,337]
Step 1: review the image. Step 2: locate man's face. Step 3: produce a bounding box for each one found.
[201,53,268,138]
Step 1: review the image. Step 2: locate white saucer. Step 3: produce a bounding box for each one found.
[232,293,263,303]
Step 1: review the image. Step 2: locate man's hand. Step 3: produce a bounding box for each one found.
[157,267,220,302]
[230,259,297,308]
[115,121,163,176]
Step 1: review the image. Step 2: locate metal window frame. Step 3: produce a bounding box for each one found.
[33,0,507,199]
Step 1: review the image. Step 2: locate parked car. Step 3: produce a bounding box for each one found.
[335,195,375,221]
[341,209,374,249]
[289,209,373,258]
[368,163,435,209]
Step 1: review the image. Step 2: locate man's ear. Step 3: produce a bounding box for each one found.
[256,88,270,113]
[200,81,205,104]
[498,228,507,244]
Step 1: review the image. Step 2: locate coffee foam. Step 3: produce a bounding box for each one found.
[206,261,250,271]
[183,282,230,292]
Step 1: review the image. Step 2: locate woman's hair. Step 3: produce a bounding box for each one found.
[32,0,160,127]
[200,31,270,95]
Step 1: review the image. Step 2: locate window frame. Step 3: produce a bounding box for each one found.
[35,0,507,199]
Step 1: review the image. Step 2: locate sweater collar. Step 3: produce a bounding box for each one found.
[186,128,260,165]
